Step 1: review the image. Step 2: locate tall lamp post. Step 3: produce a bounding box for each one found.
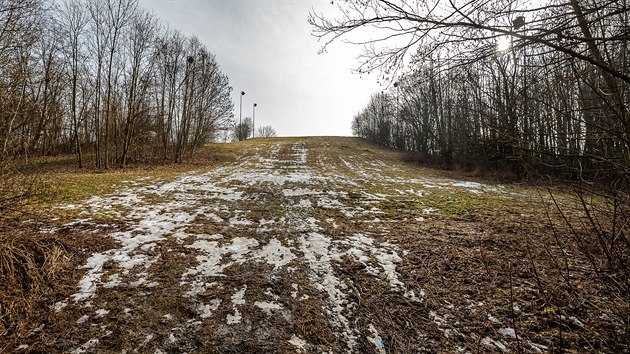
[239,91,245,141]
[239,91,245,126]
[393,82,400,149]
[252,103,257,138]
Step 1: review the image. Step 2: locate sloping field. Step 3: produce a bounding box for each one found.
[5,137,626,352]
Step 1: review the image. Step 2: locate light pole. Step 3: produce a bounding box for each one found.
[239,91,245,140]
[252,103,257,138]
[394,82,400,149]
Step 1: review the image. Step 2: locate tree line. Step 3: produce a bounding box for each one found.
[0,0,234,168]
[313,0,629,185]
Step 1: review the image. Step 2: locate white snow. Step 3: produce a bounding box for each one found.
[255,238,296,269]
[422,207,438,214]
[288,335,307,350]
[482,337,507,351]
[197,299,221,319]
[254,301,283,313]
[71,338,99,354]
[94,309,109,318]
[299,232,357,349]
[54,300,68,312]
[367,324,386,354]
[226,286,247,325]
[283,188,321,197]
[298,199,312,208]
[291,283,299,298]
[498,327,516,338]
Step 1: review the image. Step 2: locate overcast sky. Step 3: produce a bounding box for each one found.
[138,0,380,137]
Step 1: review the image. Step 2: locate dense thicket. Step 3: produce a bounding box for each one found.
[0,0,233,167]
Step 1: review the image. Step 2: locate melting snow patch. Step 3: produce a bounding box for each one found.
[141,334,154,346]
[94,309,109,318]
[430,311,448,327]
[283,188,320,197]
[317,196,346,209]
[256,238,295,269]
[299,232,357,349]
[325,218,340,229]
[183,236,296,300]
[298,199,312,208]
[367,324,386,354]
[205,213,224,223]
[452,181,483,189]
[76,315,89,324]
[259,218,275,226]
[223,237,259,260]
[54,300,68,312]
[102,274,121,288]
[291,283,299,298]
[336,234,421,301]
[72,338,99,354]
[482,337,507,351]
[422,207,438,214]
[197,299,221,319]
[254,301,283,314]
[228,172,327,186]
[288,335,306,350]
[69,201,198,304]
[498,327,516,338]
[226,286,247,325]
[229,215,254,226]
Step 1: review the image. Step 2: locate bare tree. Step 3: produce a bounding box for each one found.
[256,125,277,138]
[61,0,89,167]
[102,0,138,168]
[0,0,44,159]
[233,117,252,141]
[120,10,157,167]
[310,0,630,84]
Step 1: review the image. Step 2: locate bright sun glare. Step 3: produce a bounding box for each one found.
[496,36,512,52]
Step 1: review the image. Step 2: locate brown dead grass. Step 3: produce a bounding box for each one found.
[377,198,629,352]
[0,219,118,351]
[1,137,628,352]
[0,144,236,350]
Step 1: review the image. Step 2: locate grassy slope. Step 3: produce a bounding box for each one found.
[1,137,627,352]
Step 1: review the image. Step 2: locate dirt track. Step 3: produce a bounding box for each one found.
[15,138,577,352]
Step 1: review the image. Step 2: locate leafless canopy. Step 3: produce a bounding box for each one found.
[0,0,234,167]
[310,0,630,85]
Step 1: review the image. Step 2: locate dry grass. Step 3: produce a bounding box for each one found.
[0,219,120,351]
[1,138,628,352]
[0,232,64,342]
[0,144,235,350]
